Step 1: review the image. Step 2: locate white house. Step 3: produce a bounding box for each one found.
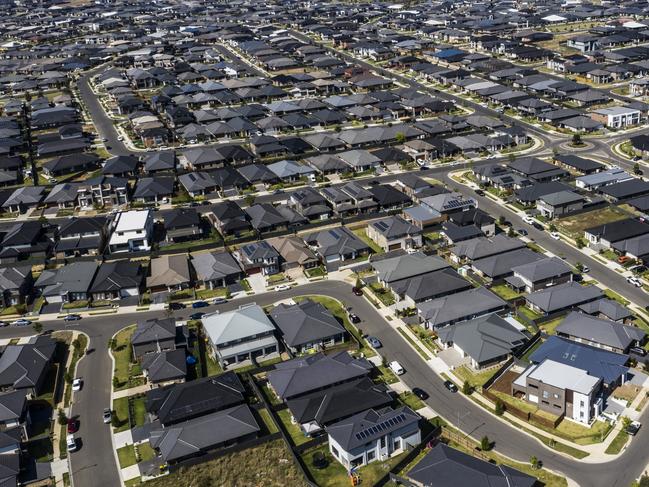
[108,210,154,253]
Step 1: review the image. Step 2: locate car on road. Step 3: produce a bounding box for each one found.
[66,434,77,452]
[67,419,78,434]
[522,215,535,225]
[443,380,458,393]
[630,265,648,274]
[352,287,363,296]
[211,297,227,305]
[348,312,360,324]
[272,189,284,195]
[627,421,642,436]
[517,229,528,236]
[63,314,81,322]
[630,346,647,357]
[11,319,31,326]
[192,300,209,308]
[275,284,291,291]
[581,266,590,273]
[189,312,205,320]
[102,408,112,424]
[634,168,644,176]
[0,321,8,327]
[532,222,544,231]
[550,232,561,240]
[169,302,186,310]
[412,387,429,400]
[367,336,382,348]
[475,189,485,196]
[389,361,405,376]
[72,378,82,391]
[627,276,643,288]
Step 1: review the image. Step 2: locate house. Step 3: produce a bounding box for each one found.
[285,378,393,437]
[208,201,251,237]
[131,318,187,360]
[554,154,605,175]
[141,349,187,387]
[0,391,27,432]
[236,241,280,276]
[417,287,507,330]
[327,406,420,469]
[245,204,289,233]
[191,251,243,290]
[578,299,634,324]
[599,179,649,203]
[525,282,603,315]
[54,217,106,259]
[450,234,526,264]
[267,351,371,401]
[555,312,645,354]
[34,261,98,304]
[506,257,573,293]
[149,404,259,463]
[202,305,279,368]
[471,248,544,281]
[512,359,602,424]
[267,236,319,271]
[373,252,450,288]
[90,260,143,301]
[368,185,412,211]
[145,372,245,426]
[403,193,475,229]
[304,227,370,270]
[0,222,51,263]
[584,218,649,250]
[366,216,422,252]
[0,266,32,308]
[133,176,174,204]
[576,167,632,191]
[2,186,45,213]
[289,187,332,221]
[270,299,346,354]
[162,208,202,243]
[591,106,640,128]
[393,268,473,308]
[436,313,527,370]
[108,210,154,253]
[407,443,537,487]
[147,255,192,293]
[0,336,56,396]
[537,191,586,219]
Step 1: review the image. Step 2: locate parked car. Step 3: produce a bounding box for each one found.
[475,189,485,196]
[532,222,544,231]
[352,287,363,296]
[630,347,647,357]
[67,419,78,434]
[627,276,643,288]
[11,319,31,326]
[66,434,77,452]
[517,229,528,236]
[211,298,227,305]
[522,215,535,225]
[581,266,590,273]
[189,312,205,320]
[412,387,429,400]
[389,361,405,376]
[367,336,382,348]
[192,301,209,308]
[72,378,82,391]
[630,265,648,274]
[63,314,81,322]
[550,232,561,240]
[619,255,632,264]
[102,408,112,424]
[627,421,642,436]
[169,302,186,310]
[275,284,291,291]
[0,321,8,327]
[348,312,360,324]
[443,380,458,393]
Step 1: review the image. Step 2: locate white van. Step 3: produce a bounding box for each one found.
[389,360,405,376]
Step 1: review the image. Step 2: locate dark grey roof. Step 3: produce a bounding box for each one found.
[90,260,142,293]
[305,226,369,258]
[191,251,242,282]
[373,252,449,284]
[525,282,604,313]
[132,318,177,346]
[578,299,633,322]
[0,336,56,390]
[451,234,526,261]
[585,218,649,243]
[472,248,544,279]
[511,256,572,282]
[556,311,645,351]
[370,215,421,239]
[396,268,473,302]
[271,299,346,348]
[0,391,25,423]
[141,349,187,384]
[418,287,507,327]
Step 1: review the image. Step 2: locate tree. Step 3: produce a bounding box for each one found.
[110,412,119,428]
[57,409,67,425]
[462,380,472,395]
[72,338,82,353]
[64,372,72,384]
[112,376,120,389]
[507,227,515,238]
[495,399,505,416]
[355,276,362,290]
[243,194,255,207]
[548,224,557,233]
[395,132,406,144]
[575,262,584,272]
[575,237,586,249]
[480,435,490,451]
[530,456,539,470]
[32,322,42,334]
[497,215,506,225]
[572,133,582,146]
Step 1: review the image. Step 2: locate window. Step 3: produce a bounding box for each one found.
[366,451,375,462]
[393,439,401,451]
[542,391,549,399]
[580,401,585,407]
[380,436,386,449]
[331,446,339,458]
[553,393,559,399]
[529,383,538,389]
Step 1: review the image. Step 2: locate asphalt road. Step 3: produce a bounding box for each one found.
[2,279,646,487]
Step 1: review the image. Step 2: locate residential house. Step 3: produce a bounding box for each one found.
[108,210,154,254]
[304,227,370,270]
[418,287,507,330]
[131,317,188,360]
[591,106,640,128]
[525,282,603,315]
[0,266,32,308]
[0,336,56,396]
[584,218,649,250]
[191,251,243,290]
[537,191,586,219]
[162,208,202,243]
[556,312,645,354]
[141,349,187,386]
[147,255,192,293]
[366,216,423,252]
[34,261,98,304]
[54,217,106,259]
[236,241,280,276]
[506,257,573,293]
[90,260,143,301]
[268,236,319,272]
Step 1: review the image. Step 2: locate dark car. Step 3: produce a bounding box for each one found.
[67,418,78,434]
[635,168,644,176]
[627,421,641,436]
[352,287,363,296]
[412,387,429,400]
[63,314,81,322]
[367,336,382,348]
[189,312,205,320]
[532,222,544,231]
[169,302,186,310]
[475,189,485,196]
[348,312,361,324]
[443,380,458,393]
[518,228,528,236]
[192,301,209,308]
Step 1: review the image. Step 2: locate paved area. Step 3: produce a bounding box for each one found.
[113,430,133,449]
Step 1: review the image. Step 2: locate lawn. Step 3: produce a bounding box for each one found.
[603,288,630,306]
[605,428,629,454]
[145,440,306,487]
[557,206,629,239]
[490,284,522,301]
[112,396,131,433]
[195,287,229,300]
[369,282,396,307]
[277,409,310,447]
[517,306,543,322]
[539,316,565,335]
[375,364,399,384]
[352,227,384,254]
[257,408,279,434]
[399,392,425,411]
[454,365,496,389]
[112,325,144,391]
[131,395,146,427]
[136,442,156,462]
[117,444,137,469]
[64,333,88,407]
[303,443,408,487]
[489,390,538,414]
[554,419,612,445]
[304,266,326,278]
[397,327,428,359]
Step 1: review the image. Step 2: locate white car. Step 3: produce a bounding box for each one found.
[627,276,643,288]
[406,248,418,254]
[522,215,535,225]
[550,232,561,240]
[274,284,291,291]
[389,360,405,376]
[66,434,77,452]
[72,378,82,392]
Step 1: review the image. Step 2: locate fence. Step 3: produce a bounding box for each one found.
[483,388,563,429]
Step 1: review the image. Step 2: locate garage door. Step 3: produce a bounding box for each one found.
[388,243,401,251]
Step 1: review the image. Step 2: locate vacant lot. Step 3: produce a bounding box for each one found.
[145,440,306,487]
[557,206,629,239]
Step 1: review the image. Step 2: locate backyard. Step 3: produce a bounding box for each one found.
[454,365,497,389]
[556,206,629,240]
[490,283,522,301]
[111,325,145,391]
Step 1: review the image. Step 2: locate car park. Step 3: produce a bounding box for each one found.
[102,408,112,424]
[72,378,82,391]
[367,336,382,348]
[443,380,458,393]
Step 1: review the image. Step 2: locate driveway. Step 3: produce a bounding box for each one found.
[246,273,267,293]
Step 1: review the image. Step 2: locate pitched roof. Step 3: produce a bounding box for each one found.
[418,287,507,327]
[373,252,449,284]
[142,349,187,384]
[191,251,242,282]
[525,282,603,313]
[147,255,191,288]
[202,305,275,346]
[271,299,346,347]
[556,311,645,351]
[0,336,56,390]
[132,318,176,346]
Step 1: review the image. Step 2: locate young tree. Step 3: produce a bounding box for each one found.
[530,456,539,469]
[462,380,472,395]
[495,399,505,416]
[572,133,582,146]
[575,262,584,272]
[57,409,67,425]
[355,276,362,290]
[32,322,42,334]
[480,435,490,451]
[395,132,406,144]
[112,376,120,389]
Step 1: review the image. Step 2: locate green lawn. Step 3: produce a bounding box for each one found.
[490,390,538,414]
[517,306,543,322]
[117,444,137,469]
[603,288,630,306]
[136,442,156,462]
[304,266,326,278]
[490,284,522,301]
[454,365,496,389]
[352,227,384,254]
[376,364,399,384]
[257,408,279,434]
[124,477,142,487]
[554,419,612,445]
[195,287,229,300]
[112,325,144,391]
[369,283,396,307]
[557,206,629,240]
[396,327,428,359]
[605,428,629,454]
[131,396,146,427]
[539,316,565,335]
[112,396,131,433]
[277,409,310,447]
[399,392,425,411]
